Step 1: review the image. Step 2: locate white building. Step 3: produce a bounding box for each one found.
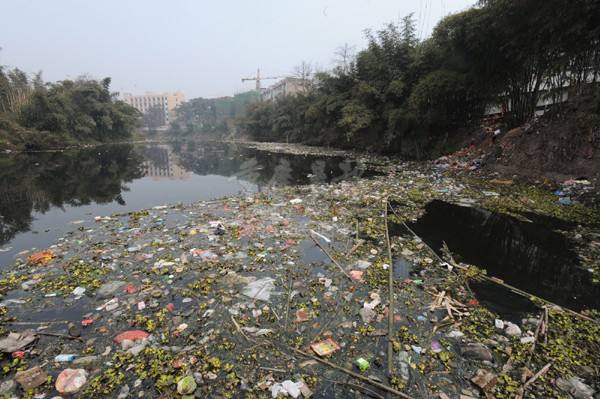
[261,78,307,102]
[121,91,185,126]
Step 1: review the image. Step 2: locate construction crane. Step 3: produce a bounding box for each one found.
[241,68,285,92]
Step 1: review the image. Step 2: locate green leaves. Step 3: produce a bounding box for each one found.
[1,75,138,146]
[240,1,600,155]
[337,102,373,141]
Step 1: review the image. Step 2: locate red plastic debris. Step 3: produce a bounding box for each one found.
[165,303,175,312]
[125,284,138,294]
[468,298,480,306]
[113,330,149,344]
[172,358,185,369]
[81,319,94,327]
[12,351,25,359]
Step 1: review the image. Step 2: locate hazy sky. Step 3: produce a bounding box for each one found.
[1,0,475,99]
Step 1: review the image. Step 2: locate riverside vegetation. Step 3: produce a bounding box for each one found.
[240,0,600,158]
[0,68,139,151]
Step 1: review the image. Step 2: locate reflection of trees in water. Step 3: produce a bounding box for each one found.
[0,145,144,245]
[236,158,262,184]
[174,142,366,187]
[310,160,327,182]
[268,158,292,186]
[408,200,600,311]
[0,142,370,246]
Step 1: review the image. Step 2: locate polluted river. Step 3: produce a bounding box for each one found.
[0,141,598,398]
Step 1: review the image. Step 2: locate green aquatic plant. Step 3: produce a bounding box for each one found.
[37,259,107,294]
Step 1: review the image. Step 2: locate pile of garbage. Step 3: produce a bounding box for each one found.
[434,144,486,172]
[554,178,596,205]
[0,162,598,398]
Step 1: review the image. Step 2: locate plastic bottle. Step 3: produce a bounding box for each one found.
[54,354,77,362]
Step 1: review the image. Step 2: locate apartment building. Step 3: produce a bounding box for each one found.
[121,91,185,126]
[261,78,307,102]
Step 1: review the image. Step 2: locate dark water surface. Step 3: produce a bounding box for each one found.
[405,200,599,315]
[0,141,370,267]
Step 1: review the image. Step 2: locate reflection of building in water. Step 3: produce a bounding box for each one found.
[142,146,190,180]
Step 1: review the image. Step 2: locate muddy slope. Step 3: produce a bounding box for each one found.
[485,94,600,184]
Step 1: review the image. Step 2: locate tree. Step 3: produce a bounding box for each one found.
[143,104,165,132]
[240,2,600,155]
[333,43,356,75]
[292,61,314,94]
[16,77,139,142]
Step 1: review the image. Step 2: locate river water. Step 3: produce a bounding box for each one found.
[0,142,370,267]
[2,141,596,314]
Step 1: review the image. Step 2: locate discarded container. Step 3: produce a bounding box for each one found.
[271,380,301,398]
[113,330,149,344]
[81,319,94,327]
[504,322,522,337]
[55,354,77,362]
[27,250,55,265]
[177,375,197,395]
[55,368,88,394]
[96,298,119,311]
[0,332,37,353]
[355,357,370,371]
[15,366,48,390]
[310,338,340,357]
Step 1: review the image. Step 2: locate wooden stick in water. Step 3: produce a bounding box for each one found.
[37,331,83,342]
[310,233,352,281]
[384,199,395,393]
[290,347,413,399]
